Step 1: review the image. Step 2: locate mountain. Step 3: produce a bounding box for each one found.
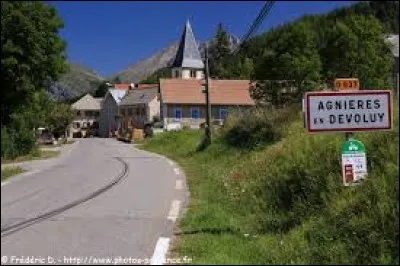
[49,63,104,101]
[110,33,240,83]
[110,42,180,84]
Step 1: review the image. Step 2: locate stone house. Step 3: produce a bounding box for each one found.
[70,94,103,138]
[98,88,129,137]
[118,87,160,130]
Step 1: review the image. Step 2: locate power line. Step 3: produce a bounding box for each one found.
[235,1,275,52]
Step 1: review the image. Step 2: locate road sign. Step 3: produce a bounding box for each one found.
[305,90,392,133]
[335,78,360,91]
[341,139,367,186]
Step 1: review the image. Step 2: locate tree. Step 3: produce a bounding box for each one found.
[321,15,393,89]
[253,21,322,107]
[1,1,68,125]
[113,76,122,84]
[46,102,75,139]
[209,23,232,78]
[140,67,171,84]
[95,81,111,97]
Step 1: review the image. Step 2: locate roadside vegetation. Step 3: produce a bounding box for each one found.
[141,99,398,264]
[1,167,25,181]
[1,1,74,160]
[1,150,61,165]
[141,2,399,263]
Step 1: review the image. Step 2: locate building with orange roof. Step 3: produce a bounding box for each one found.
[158,20,255,130]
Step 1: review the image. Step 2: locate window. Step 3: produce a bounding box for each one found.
[136,107,140,116]
[85,111,92,117]
[220,107,228,120]
[121,109,125,116]
[190,70,196,78]
[128,108,133,116]
[141,107,146,117]
[191,107,200,119]
[73,122,80,129]
[174,70,180,78]
[77,111,81,116]
[174,107,182,120]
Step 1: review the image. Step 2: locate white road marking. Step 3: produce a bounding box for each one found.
[175,180,183,190]
[167,200,181,222]
[151,237,171,265]
[173,168,180,175]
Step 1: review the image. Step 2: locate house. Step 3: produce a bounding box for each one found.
[98,88,129,137]
[158,20,255,130]
[118,86,160,130]
[159,79,255,130]
[69,94,103,138]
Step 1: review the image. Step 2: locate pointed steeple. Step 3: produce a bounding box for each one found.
[172,20,204,69]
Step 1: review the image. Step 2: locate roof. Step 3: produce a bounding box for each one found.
[114,84,132,90]
[159,79,255,106]
[109,89,128,104]
[72,94,103,110]
[386,34,399,58]
[171,20,204,69]
[119,87,159,106]
[137,84,159,89]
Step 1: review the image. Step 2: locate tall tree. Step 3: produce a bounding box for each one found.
[321,15,393,89]
[253,21,322,106]
[113,76,122,84]
[94,81,111,97]
[1,1,68,125]
[209,23,232,78]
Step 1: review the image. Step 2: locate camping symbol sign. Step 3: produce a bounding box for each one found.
[341,139,367,186]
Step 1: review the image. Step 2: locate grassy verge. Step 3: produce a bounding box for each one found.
[1,149,60,165]
[1,167,25,181]
[141,102,399,264]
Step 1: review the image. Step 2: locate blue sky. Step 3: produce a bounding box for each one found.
[51,1,356,78]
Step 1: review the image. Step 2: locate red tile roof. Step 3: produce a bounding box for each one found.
[159,79,255,105]
[137,84,159,89]
[114,84,131,90]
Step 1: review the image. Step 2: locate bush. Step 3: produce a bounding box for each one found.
[1,127,16,159]
[221,104,300,150]
[1,126,36,159]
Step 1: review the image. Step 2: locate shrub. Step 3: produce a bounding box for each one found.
[1,125,36,159]
[1,127,15,159]
[221,104,300,150]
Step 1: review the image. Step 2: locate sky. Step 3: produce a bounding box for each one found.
[51,1,356,78]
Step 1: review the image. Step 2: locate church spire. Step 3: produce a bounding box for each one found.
[172,19,204,69]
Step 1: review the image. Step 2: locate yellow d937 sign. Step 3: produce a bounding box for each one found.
[335,78,360,91]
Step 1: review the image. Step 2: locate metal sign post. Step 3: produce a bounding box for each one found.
[304,77,393,187]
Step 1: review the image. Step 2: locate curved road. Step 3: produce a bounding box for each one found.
[1,139,188,265]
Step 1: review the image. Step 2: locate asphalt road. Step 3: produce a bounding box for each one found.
[1,139,188,265]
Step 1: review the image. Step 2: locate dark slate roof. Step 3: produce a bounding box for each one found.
[119,87,158,106]
[172,20,204,69]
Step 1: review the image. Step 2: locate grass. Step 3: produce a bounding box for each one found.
[1,149,61,165]
[1,167,25,181]
[140,101,399,264]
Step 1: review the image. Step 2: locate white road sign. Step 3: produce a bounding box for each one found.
[305,90,393,133]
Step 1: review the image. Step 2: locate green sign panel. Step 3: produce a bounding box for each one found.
[341,139,366,154]
[341,138,367,186]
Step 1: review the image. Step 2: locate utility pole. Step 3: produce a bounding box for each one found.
[204,45,212,144]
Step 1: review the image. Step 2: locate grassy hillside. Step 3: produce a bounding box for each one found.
[141,101,399,264]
